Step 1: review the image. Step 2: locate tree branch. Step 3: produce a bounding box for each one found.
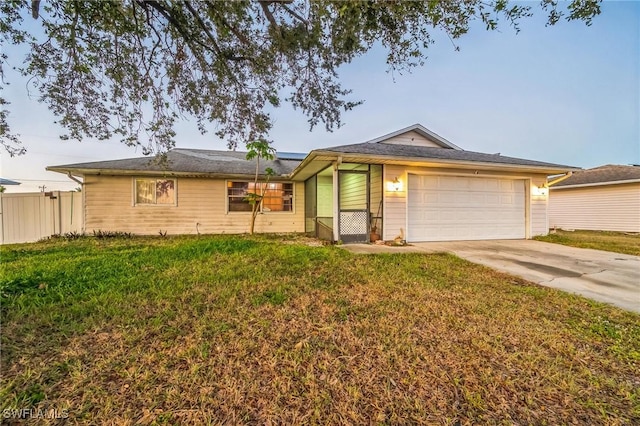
[183,1,224,56]
[31,0,40,19]
[259,1,279,29]
[205,1,252,46]
[279,4,308,25]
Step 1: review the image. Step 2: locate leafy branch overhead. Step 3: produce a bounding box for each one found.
[0,0,601,155]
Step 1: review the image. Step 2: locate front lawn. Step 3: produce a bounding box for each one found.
[535,229,640,256]
[1,235,638,424]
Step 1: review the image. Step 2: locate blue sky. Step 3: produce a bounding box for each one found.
[1,1,638,191]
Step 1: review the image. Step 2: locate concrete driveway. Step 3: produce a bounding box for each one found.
[346,240,640,313]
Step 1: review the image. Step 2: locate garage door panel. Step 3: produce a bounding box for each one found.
[441,179,462,190]
[500,180,518,190]
[500,194,516,205]
[470,178,495,190]
[425,194,440,203]
[473,193,492,204]
[424,177,438,189]
[408,175,526,242]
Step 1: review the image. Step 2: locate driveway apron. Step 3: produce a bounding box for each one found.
[344,240,640,313]
[411,240,640,313]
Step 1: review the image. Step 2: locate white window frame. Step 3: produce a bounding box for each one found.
[133,177,178,206]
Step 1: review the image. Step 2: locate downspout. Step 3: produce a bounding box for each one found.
[67,172,83,185]
[66,172,83,233]
[545,171,573,188]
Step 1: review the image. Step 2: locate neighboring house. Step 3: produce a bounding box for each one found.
[0,178,21,186]
[549,165,640,233]
[47,124,574,243]
[0,177,21,192]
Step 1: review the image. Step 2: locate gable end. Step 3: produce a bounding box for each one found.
[379,130,450,148]
[365,124,461,149]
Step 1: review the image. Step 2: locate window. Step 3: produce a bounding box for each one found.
[227,181,293,212]
[135,178,176,205]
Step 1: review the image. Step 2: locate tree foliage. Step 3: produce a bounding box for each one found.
[0,0,601,155]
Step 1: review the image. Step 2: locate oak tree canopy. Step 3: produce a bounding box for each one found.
[0,0,601,156]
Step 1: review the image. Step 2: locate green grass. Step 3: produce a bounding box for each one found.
[535,229,640,256]
[1,234,639,424]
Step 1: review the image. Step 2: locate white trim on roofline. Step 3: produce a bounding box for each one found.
[288,150,572,179]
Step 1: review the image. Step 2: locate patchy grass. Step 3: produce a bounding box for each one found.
[535,229,640,256]
[1,234,639,424]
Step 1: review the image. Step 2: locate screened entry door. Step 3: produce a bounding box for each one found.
[338,171,369,243]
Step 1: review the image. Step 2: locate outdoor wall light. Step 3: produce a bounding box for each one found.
[387,177,403,192]
[532,185,548,196]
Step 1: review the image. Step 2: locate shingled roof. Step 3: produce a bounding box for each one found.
[0,177,21,185]
[552,164,640,188]
[47,149,303,177]
[318,142,574,170]
[48,124,577,178]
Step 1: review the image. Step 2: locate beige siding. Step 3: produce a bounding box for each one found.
[549,183,640,232]
[380,130,446,148]
[84,175,304,235]
[530,176,548,237]
[383,165,408,240]
[383,166,549,241]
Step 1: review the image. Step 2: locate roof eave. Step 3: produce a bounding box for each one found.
[301,150,576,175]
[550,179,640,190]
[0,179,21,185]
[46,166,289,180]
[288,151,322,180]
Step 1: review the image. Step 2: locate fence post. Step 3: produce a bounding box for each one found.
[57,191,62,235]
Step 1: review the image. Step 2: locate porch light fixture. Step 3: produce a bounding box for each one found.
[532,185,548,196]
[387,177,403,192]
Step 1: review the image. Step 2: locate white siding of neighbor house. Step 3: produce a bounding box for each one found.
[549,182,640,232]
[382,165,549,241]
[83,175,304,235]
[379,130,446,148]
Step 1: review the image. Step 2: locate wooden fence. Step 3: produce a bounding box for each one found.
[0,191,83,244]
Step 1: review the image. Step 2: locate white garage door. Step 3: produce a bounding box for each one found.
[407,175,526,242]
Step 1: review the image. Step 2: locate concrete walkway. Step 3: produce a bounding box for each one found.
[343,240,640,313]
